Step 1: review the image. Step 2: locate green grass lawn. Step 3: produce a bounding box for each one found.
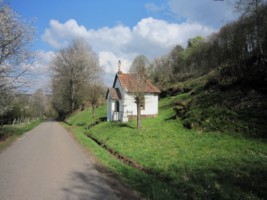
[0,120,42,152]
[67,96,267,200]
[67,105,106,126]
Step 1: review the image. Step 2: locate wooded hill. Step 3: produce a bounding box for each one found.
[147,3,267,138]
[149,4,267,86]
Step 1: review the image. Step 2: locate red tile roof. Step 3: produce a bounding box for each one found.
[115,72,160,93]
[107,88,121,100]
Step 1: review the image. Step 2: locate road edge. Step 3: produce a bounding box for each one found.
[60,122,143,200]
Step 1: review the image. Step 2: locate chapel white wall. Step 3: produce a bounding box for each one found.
[123,93,158,116]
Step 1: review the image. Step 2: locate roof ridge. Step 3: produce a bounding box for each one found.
[116,72,160,93]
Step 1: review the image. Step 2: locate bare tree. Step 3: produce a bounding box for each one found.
[50,39,101,119]
[85,83,105,118]
[235,0,267,54]
[129,55,150,129]
[235,0,266,14]
[129,55,149,75]
[149,56,170,84]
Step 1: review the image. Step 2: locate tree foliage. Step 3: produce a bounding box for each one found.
[0,3,34,91]
[30,89,47,118]
[129,55,149,75]
[150,3,267,86]
[0,90,54,127]
[0,2,34,119]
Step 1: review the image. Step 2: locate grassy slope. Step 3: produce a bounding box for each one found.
[67,91,267,199]
[179,71,267,137]
[67,105,106,126]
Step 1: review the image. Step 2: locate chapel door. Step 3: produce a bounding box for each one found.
[115,100,120,112]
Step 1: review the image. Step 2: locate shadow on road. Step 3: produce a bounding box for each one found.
[62,164,117,200]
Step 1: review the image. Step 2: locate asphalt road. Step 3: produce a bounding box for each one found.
[0,122,118,200]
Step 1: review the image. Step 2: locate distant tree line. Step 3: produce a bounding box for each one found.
[1,90,55,126]
[149,1,267,87]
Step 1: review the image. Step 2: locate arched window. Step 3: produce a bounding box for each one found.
[115,100,120,112]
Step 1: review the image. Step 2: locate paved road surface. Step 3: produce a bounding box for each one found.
[0,122,118,200]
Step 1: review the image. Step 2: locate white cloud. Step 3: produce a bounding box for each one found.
[42,17,215,86]
[99,51,131,74]
[99,51,132,86]
[27,51,55,92]
[127,17,215,57]
[167,0,239,28]
[32,51,55,73]
[145,2,165,13]
[42,19,89,48]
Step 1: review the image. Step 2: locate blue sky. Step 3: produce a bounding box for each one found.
[8,0,239,91]
[10,0,175,51]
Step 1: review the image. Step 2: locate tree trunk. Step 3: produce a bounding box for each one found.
[70,79,75,113]
[0,116,3,130]
[92,104,96,118]
[136,101,142,129]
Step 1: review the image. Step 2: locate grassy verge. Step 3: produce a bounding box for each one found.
[66,99,267,199]
[0,120,42,152]
[64,119,181,200]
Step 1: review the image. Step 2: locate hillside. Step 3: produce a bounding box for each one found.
[161,67,267,138]
[66,73,267,200]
